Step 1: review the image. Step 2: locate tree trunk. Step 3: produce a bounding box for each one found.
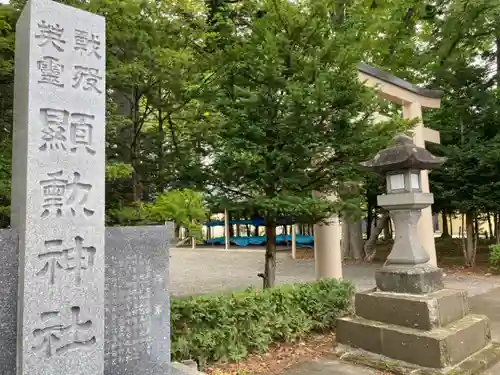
[174,224,180,240]
[488,214,493,239]
[496,213,500,244]
[464,211,476,267]
[262,224,277,288]
[495,213,499,238]
[246,224,250,236]
[474,216,479,239]
[441,209,450,238]
[366,202,373,239]
[364,211,390,262]
[349,221,364,260]
[449,214,453,237]
[342,221,350,258]
[131,167,142,202]
[236,224,240,237]
[254,226,259,236]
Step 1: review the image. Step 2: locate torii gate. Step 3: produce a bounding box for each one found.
[311,63,443,279]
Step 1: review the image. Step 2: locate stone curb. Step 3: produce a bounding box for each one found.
[171,361,206,375]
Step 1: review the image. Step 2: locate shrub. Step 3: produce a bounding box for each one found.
[170,279,354,366]
[489,244,500,273]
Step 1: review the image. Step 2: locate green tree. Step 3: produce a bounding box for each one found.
[416,0,500,264]
[204,0,403,287]
[428,63,500,265]
[148,188,208,240]
[0,4,16,227]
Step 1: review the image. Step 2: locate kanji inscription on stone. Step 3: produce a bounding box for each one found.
[104,226,172,373]
[70,113,95,154]
[35,20,66,52]
[39,108,96,155]
[37,56,64,87]
[36,236,96,286]
[32,306,96,357]
[72,66,103,94]
[40,170,94,218]
[12,0,106,374]
[74,29,102,59]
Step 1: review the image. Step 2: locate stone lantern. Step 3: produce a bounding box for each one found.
[361,134,446,292]
[336,135,500,374]
[363,134,445,265]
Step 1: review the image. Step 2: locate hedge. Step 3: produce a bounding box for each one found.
[170,278,355,366]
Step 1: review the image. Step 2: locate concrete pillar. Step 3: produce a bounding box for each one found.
[403,102,438,266]
[224,209,230,250]
[291,224,297,259]
[313,192,343,279]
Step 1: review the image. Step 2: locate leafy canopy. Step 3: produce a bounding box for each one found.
[204,0,404,224]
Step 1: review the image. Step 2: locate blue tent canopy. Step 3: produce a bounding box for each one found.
[205,234,314,248]
[205,217,295,227]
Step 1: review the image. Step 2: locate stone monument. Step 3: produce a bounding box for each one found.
[0,224,184,375]
[336,135,500,374]
[4,1,195,375]
[11,0,106,374]
[0,230,18,375]
[105,225,173,375]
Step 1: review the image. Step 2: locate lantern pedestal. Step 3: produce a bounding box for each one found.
[336,135,500,374]
[375,264,444,294]
[336,287,500,374]
[337,251,499,373]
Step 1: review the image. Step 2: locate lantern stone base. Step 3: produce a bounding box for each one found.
[336,342,500,375]
[336,278,500,372]
[375,264,444,294]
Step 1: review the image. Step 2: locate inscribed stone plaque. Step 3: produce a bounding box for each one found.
[105,225,173,375]
[11,0,106,374]
[0,229,18,375]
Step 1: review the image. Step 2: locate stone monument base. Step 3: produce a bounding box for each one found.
[120,361,206,375]
[336,266,500,372]
[336,343,500,375]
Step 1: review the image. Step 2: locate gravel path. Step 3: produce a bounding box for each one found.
[170,248,500,297]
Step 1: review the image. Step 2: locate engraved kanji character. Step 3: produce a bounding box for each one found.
[66,172,95,217]
[72,66,103,93]
[32,307,95,357]
[57,307,95,355]
[39,170,95,218]
[40,170,68,218]
[74,29,102,59]
[37,56,64,87]
[62,236,96,285]
[39,108,70,151]
[32,311,64,357]
[36,239,64,285]
[35,20,66,52]
[70,113,95,155]
[36,236,96,285]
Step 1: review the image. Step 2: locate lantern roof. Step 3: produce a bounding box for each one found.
[361,134,446,174]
